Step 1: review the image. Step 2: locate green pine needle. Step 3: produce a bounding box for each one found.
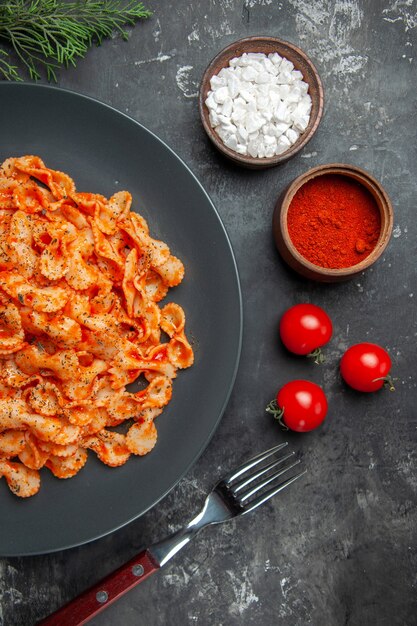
[0,0,152,81]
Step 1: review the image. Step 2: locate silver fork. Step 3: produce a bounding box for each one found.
[39,443,305,626]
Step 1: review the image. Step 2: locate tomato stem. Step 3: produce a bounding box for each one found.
[373,375,396,392]
[307,348,325,364]
[265,400,288,430]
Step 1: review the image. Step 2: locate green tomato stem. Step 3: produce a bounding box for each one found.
[307,348,325,364]
[265,399,288,430]
[373,375,396,392]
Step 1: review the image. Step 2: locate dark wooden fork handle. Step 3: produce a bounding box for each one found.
[37,549,159,626]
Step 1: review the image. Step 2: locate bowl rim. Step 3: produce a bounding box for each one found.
[198,35,324,168]
[276,162,394,277]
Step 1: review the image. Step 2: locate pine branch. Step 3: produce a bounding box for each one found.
[0,0,152,81]
[0,48,23,80]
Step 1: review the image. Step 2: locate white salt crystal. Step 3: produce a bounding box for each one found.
[257,140,266,158]
[264,134,276,146]
[277,70,293,84]
[217,67,230,79]
[209,111,220,127]
[268,52,283,66]
[227,75,240,99]
[217,114,231,125]
[213,86,229,104]
[275,134,292,154]
[239,88,255,103]
[237,125,249,142]
[255,72,270,84]
[242,65,258,81]
[231,108,246,124]
[224,134,238,150]
[238,53,250,66]
[205,93,218,111]
[275,122,291,135]
[256,96,269,110]
[286,128,299,143]
[257,83,270,96]
[287,87,302,103]
[274,102,290,123]
[248,139,259,157]
[293,115,309,132]
[245,112,264,133]
[278,84,291,99]
[221,98,233,118]
[262,109,273,122]
[216,127,230,141]
[222,122,237,134]
[299,95,312,114]
[269,91,280,106]
[262,122,276,136]
[268,84,281,96]
[236,144,248,155]
[232,96,246,109]
[275,144,286,155]
[210,75,225,89]
[280,58,294,72]
[262,57,276,74]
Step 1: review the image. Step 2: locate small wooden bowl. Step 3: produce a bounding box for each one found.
[272,163,394,282]
[199,36,324,169]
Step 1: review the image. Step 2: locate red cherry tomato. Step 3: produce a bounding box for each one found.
[340,343,394,392]
[266,380,328,432]
[279,304,333,363]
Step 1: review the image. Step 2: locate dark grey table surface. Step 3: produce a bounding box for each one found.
[1,1,416,625]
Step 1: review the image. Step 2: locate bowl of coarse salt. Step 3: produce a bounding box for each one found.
[199,36,324,168]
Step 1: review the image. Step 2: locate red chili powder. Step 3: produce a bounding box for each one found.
[287,174,381,269]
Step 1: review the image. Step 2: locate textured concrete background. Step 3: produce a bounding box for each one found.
[1,1,416,625]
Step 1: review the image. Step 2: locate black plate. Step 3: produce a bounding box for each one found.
[0,83,242,556]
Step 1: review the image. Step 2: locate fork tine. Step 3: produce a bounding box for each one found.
[239,459,301,502]
[223,442,288,485]
[231,452,295,494]
[240,469,307,515]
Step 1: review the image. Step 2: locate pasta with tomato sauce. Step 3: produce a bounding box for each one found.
[0,156,194,497]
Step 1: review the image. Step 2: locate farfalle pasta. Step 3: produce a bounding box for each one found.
[0,156,194,497]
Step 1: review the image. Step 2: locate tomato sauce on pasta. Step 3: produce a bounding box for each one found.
[0,156,193,497]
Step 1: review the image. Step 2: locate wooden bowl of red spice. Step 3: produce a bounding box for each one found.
[273,163,393,282]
